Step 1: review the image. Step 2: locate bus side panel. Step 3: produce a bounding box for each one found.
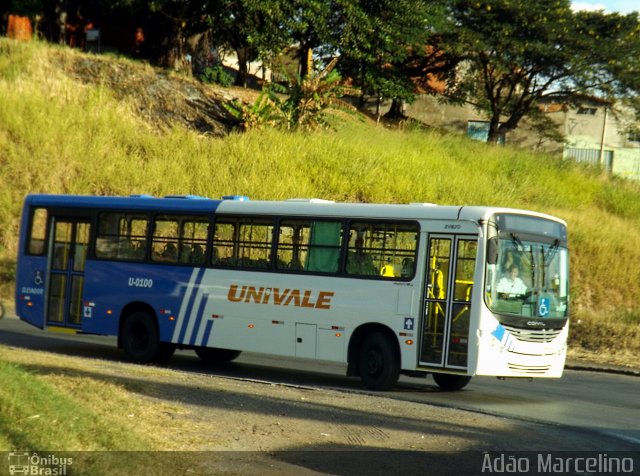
[81,260,423,367]
[15,255,48,328]
[170,268,422,365]
[81,261,194,339]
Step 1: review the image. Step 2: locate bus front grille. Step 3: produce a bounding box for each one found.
[502,325,562,343]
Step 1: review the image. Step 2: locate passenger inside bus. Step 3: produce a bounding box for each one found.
[347,233,377,275]
[401,257,414,278]
[189,244,205,264]
[497,264,528,298]
[380,258,395,277]
[161,243,178,262]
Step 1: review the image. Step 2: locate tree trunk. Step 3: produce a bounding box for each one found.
[234,46,250,87]
[157,22,188,73]
[299,46,313,79]
[56,0,68,45]
[187,30,214,75]
[487,119,503,144]
[385,98,407,119]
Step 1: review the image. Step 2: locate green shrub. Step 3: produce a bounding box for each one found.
[198,65,233,87]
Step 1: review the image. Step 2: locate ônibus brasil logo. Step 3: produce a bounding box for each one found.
[7,452,73,475]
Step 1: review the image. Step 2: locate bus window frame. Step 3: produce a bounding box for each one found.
[26,205,99,257]
[210,215,420,281]
[150,213,211,265]
[94,210,151,262]
[343,218,420,281]
[211,215,277,270]
[26,207,50,256]
[274,217,345,274]
[89,210,420,281]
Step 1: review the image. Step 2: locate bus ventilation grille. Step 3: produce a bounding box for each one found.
[502,325,562,343]
[508,363,551,374]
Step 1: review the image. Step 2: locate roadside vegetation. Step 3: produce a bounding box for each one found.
[1,38,639,364]
[0,346,202,474]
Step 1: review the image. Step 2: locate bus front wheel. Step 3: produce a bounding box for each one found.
[122,311,175,364]
[432,373,472,391]
[357,332,400,391]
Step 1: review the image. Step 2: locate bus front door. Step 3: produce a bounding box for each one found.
[46,218,90,329]
[420,235,477,371]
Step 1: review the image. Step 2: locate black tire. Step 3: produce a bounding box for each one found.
[122,311,174,364]
[195,347,241,363]
[432,373,472,391]
[357,332,400,391]
[156,342,176,363]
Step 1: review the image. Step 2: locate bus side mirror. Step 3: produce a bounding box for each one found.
[487,237,498,265]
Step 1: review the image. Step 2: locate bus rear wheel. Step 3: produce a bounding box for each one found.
[195,347,241,363]
[357,332,400,391]
[122,311,175,364]
[432,373,472,391]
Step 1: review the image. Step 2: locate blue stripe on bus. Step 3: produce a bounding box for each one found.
[201,319,214,347]
[177,267,207,344]
[189,292,210,346]
[171,268,199,343]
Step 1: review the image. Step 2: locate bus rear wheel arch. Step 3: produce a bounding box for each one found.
[121,310,175,364]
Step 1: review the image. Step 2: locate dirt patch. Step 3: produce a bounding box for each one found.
[51,50,260,136]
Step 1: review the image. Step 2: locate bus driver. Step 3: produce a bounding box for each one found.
[497,264,527,298]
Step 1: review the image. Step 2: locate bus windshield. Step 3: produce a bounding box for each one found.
[485,216,569,324]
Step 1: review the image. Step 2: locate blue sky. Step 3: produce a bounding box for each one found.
[571,1,638,13]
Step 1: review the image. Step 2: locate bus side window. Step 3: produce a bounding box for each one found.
[152,217,179,263]
[276,220,342,273]
[28,208,48,255]
[346,228,377,276]
[306,221,342,273]
[180,219,208,266]
[212,217,274,269]
[212,221,237,266]
[277,221,308,270]
[96,213,148,261]
[346,222,418,279]
[237,219,273,268]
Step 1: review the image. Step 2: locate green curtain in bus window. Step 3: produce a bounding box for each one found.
[305,222,341,273]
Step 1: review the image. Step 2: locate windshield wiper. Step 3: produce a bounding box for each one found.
[544,239,560,266]
[510,232,524,250]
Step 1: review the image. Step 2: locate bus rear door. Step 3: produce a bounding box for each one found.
[45,218,91,329]
[420,234,477,371]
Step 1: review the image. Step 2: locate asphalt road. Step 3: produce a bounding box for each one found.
[1,314,639,451]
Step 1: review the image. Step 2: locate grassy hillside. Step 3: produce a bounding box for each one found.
[1,38,639,363]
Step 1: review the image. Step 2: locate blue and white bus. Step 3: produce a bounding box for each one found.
[15,194,570,390]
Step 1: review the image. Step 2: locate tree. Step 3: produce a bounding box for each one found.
[142,0,210,71]
[441,0,640,143]
[336,0,452,119]
[206,0,292,87]
[68,0,212,71]
[286,0,342,79]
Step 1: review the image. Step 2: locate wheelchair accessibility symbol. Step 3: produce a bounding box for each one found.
[537,297,550,317]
